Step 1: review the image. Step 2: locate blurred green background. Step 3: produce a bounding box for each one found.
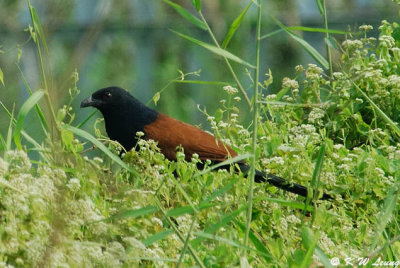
[0,0,398,148]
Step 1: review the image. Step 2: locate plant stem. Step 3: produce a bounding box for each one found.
[198,11,252,107]
[244,0,261,254]
[322,0,333,79]
[27,0,59,139]
[154,198,205,268]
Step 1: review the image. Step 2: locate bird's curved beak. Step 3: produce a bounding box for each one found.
[80,96,97,108]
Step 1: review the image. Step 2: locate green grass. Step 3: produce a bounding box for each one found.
[1,1,400,267]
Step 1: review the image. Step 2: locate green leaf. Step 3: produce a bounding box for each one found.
[172,80,231,86]
[324,36,338,50]
[106,206,159,221]
[142,229,174,246]
[289,32,328,69]
[259,197,314,212]
[14,91,44,150]
[193,232,264,255]
[222,2,252,49]
[260,29,284,40]
[28,0,49,53]
[17,64,48,132]
[350,80,400,137]
[315,0,324,14]
[271,16,329,70]
[62,124,139,176]
[76,110,97,128]
[300,227,318,268]
[236,220,273,262]
[314,246,334,268]
[152,92,161,105]
[0,100,41,152]
[171,30,256,69]
[163,0,206,30]
[201,177,240,204]
[6,111,14,155]
[310,143,325,196]
[165,202,216,217]
[191,0,201,11]
[371,178,399,250]
[196,153,252,177]
[240,257,250,268]
[287,26,347,35]
[191,205,247,247]
[0,67,4,86]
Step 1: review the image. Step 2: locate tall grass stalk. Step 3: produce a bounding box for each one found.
[27,0,59,138]
[244,0,261,254]
[322,0,333,78]
[198,11,252,107]
[154,198,206,268]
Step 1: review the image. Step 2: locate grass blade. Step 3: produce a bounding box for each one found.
[62,124,139,176]
[142,229,174,246]
[271,16,329,70]
[260,29,284,40]
[289,32,328,70]
[193,231,265,255]
[172,80,231,86]
[195,153,252,177]
[324,36,338,50]
[165,202,216,217]
[236,220,273,262]
[371,178,399,250]
[314,246,334,268]
[76,110,98,128]
[259,197,314,212]
[17,64,48,132]
[5,110,14,157]
[222,2,252,49]
[349,79,400,137]
[300,227,318,268]
[171,30,256,69]
[201,177,241,204]
[0,67,4,86]
[0,134,5,152]
[163,0,206,30]
[287,26,346,34]
[190,0,201,11]
[105,206,159,221]
[305,143,325,222]
[14,91,44,150]
[315,0,324,14]
[155,198,206,268]
[27,0,48,53]
[191,205,247,247]
[244,0,262,255]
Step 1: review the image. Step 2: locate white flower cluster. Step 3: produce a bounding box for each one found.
[308,108,325,125]
[288,124,320,148]
[223,85,238,95]
[282,77,299,89]
[305,64,323,80]
[379,35,395,48]
[342,39,363,50]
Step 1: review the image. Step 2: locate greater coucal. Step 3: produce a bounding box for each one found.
[81,86,330,200]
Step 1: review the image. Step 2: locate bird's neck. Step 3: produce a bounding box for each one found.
[101,98,158,151]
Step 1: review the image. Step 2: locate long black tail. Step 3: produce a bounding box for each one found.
[237,163,332,200]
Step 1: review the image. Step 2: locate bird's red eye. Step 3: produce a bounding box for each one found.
[104,92,112,99]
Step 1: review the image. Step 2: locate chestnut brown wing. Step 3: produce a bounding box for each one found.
[143,113,237,161]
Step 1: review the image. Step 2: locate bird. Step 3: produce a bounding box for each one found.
[81,86,331,200]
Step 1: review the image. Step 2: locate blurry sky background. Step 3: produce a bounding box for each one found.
[0,0,399,147]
